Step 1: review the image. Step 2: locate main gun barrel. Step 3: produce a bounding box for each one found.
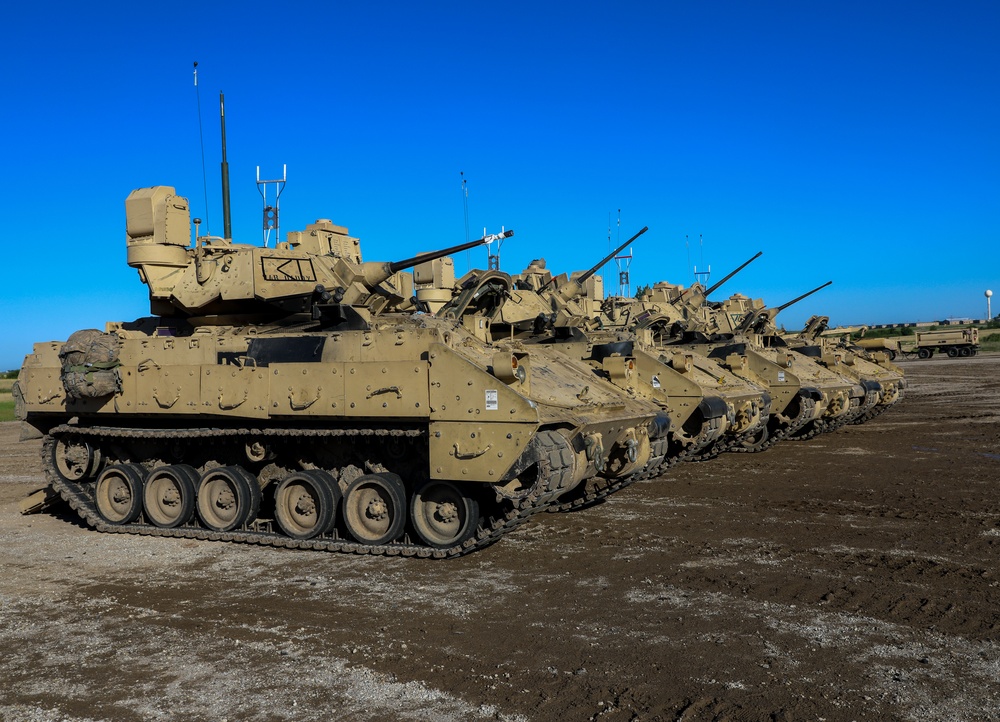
[775,280,832,312]
[540,225,648,292]
[703,251,763,298]
[387,234,499,274]
[358,233,500,293]
[577,225,648,285]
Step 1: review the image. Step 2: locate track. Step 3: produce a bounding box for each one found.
[43,424,574,559]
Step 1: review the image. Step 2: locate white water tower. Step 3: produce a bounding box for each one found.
[988,289,994,320]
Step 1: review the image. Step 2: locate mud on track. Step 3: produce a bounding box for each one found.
[1,355,998,722]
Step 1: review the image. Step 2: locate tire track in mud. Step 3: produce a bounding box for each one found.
[660,539,1000,640]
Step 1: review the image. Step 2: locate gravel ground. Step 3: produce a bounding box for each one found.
[1,355,998,721]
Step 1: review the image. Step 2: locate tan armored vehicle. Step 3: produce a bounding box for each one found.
[614,265,874,447]
[15,186,668,557]
[489,235,771,472]
[787,315,906,423]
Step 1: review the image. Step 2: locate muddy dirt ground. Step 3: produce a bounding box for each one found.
[1,355,998,722]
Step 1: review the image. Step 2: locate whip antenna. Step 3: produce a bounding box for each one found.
[461,171,470,272]
[693,233,710,286]
[219,92,232,241]
[193,62,211,237]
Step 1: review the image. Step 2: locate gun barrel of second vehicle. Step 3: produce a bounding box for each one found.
[578,226,648,284]
[388,234,498,274]
[776,280,833,312]
[540,226,649,292]
[703,251,763,297]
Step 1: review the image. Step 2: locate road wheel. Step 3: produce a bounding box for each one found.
[947,347,959,357]
[94,464,145,525]
[917,348,932,359]
[343,473,406,545]
[143,465,199,528]
[274,470,339,540]
[197,466,261,532]
[52,437,102,482]
[959,347,971,357]
[410,480,480,549]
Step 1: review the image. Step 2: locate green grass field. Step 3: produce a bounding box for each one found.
[981,333,1000,353]
[0,379,14,422]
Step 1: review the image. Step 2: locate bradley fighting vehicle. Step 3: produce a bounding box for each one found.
[512,245,772,465]
[600,257,875,449]
[784,314,906,424]
[679,273,907,438]
[15,186,670,558]
[424,228,696,512]
[436,230,772,517]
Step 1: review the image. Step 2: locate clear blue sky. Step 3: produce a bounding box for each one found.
[3,1,998,370]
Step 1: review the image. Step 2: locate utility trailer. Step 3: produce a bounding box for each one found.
[912,328,979,359]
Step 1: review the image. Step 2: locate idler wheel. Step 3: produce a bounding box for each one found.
[197,466,262,533]
[53,437,102,482]
[410,480,480,549]
[94,464,145,525]
[343,473,406,545]
[143,465,199,528]
[274,470,340,540]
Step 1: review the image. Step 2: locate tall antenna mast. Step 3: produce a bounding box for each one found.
[220,92,232,241]
[193,62,211,236]
[485,226,508,270]
[461,172,471,272]
[603,209,621,285]
[693,233,710,286]
[257,165,287,247]
[615,247,633,297]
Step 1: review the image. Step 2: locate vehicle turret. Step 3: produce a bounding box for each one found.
[126,186,489,321]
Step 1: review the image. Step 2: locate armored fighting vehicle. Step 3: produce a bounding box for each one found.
[441,232,772,515]
[602,262,874,449]
[15,186,669,557]
[509,246,772,464]
[786,315,906,424]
